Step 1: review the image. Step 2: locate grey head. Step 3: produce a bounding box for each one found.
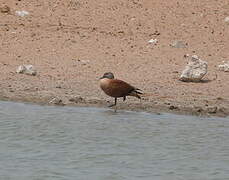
[100,72,114,79]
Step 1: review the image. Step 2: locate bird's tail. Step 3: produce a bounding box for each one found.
[129,89,143,99]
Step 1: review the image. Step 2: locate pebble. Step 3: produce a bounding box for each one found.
[194,106,203,113]
[0,5,10,13]
[207,106,217,114]
[170,40,187,48]
[49,97,65,106]
[218,107,228,115]
[76,59,90,65]
[56,85,62,89]
[148,39,158,44]
[218,61,229,72]
[15,10,29,17]
[224,16,229,24]
[69,96,85,103]
[16,65,37,76]
[169,105,178,110]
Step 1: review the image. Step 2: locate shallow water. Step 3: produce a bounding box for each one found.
[0,101,229,180]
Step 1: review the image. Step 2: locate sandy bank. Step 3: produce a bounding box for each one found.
[0,0,228,117]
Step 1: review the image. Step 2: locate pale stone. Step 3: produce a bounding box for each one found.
[218,61,229,72]
[49,97,64,105]
[15,10,29,17]
[16,65,37,76]
[171,40,187,48]
[179,55,208,82]
[224,16,229,24]
[148,39,158,44]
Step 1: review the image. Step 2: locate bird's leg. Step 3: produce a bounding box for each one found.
[123,96,126,101]
[114,106,117,112]
[108,98,117,107]
[114,98,117,112]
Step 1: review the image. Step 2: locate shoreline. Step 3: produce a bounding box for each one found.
[1,92,228,118]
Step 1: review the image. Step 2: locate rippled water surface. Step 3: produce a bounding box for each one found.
[0,101,229,180]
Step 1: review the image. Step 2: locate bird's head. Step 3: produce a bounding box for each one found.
[100,72,114,79]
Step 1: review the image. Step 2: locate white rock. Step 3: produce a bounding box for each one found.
[148,39,158,44]
[224,16,229,24]
[16,65,37,75]
[76,59,90,65]
[218,61,229,72]
[180,55,208,82]
[15,10,29,17]
[49,97,64,105]
[171,40,187,48]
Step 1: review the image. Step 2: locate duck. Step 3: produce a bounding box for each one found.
[99,72,142,107]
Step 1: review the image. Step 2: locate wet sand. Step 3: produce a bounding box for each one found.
[0,0,229,117]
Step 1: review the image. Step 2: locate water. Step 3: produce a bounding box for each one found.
[0,101,229,180]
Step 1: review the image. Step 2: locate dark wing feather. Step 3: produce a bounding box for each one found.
[107,79,135,97]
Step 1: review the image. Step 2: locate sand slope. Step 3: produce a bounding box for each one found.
[0,0,229,116]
